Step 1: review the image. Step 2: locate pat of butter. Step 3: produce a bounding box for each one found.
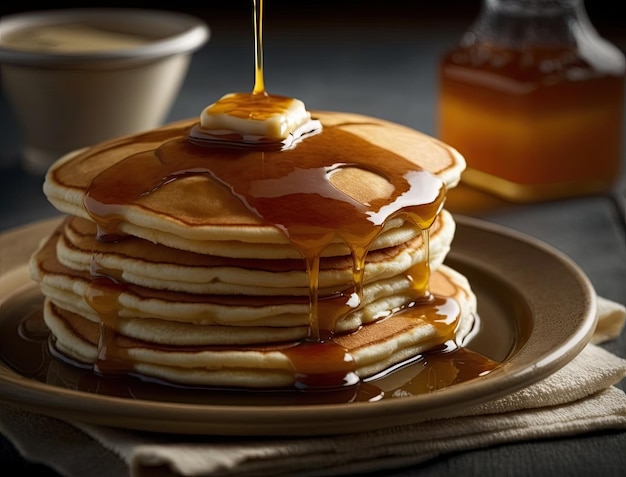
[200,92,312,141]
[3,24,149,53]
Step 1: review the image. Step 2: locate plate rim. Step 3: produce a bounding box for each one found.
[0,215,597,435]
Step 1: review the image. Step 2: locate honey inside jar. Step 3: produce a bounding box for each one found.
[437,8,626,203]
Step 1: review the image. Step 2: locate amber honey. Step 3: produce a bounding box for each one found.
[438,43,625,202]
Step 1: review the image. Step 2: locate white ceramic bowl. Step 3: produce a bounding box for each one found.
[0,8,210,173]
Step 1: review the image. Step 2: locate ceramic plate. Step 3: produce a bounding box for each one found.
[0,215,596,436]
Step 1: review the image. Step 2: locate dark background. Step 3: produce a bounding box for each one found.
[1,1,624,35]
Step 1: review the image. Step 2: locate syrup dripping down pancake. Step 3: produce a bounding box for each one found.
[42,111,465,257]
[54,210,455,296]
[29,211,457,342]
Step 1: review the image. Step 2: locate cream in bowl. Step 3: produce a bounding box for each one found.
[0,8,210,173]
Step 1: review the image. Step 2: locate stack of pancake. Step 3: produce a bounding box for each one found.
[29,110,476,390]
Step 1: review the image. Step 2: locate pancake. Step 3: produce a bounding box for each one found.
[42,264,476,388]
[42,111,465,257]
[30,211,456,339]
[54,210,455,296]
[30,108,477,391]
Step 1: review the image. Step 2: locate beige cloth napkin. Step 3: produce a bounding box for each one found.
[1,296,626,477]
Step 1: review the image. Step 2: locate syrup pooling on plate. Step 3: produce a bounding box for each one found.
[0,290,499,404]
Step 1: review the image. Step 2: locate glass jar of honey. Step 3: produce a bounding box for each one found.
[437,0,625,202]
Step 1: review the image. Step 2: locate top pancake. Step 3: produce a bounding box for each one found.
[43,111,465,258]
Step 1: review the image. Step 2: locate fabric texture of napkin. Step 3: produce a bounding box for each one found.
[1,296,626,477]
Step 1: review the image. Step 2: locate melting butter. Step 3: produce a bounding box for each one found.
[199,92,316,141]
[2,24,149,53]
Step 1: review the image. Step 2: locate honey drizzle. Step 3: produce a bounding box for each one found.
[252,0,266,96]
[83,276,130,374]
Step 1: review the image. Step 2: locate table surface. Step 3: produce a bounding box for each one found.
[1,3,625,476]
